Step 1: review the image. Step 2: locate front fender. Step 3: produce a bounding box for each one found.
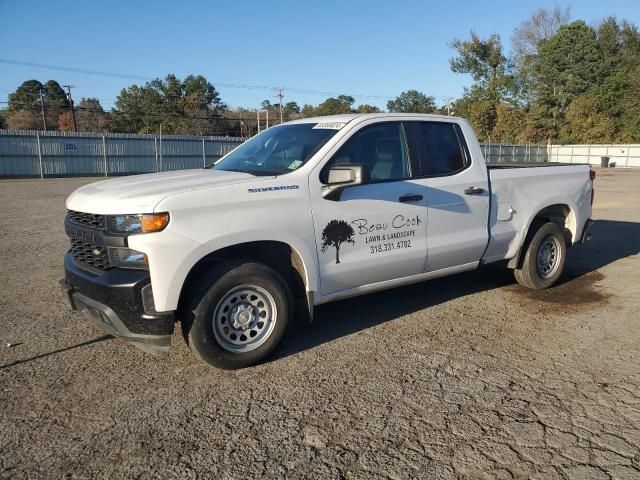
[196,228,319,293]
[129,228,319,312]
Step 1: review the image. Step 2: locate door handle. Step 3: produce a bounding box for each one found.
[464,186,485,195]
[398,194,423,203]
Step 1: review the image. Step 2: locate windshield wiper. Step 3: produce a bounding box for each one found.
[250,170,282,176]
[213,168,255,174]
[211,168,282,177]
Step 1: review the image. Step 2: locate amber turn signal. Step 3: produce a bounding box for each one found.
[141,213,170,233]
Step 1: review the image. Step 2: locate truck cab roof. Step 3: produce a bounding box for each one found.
[286,112,466,125]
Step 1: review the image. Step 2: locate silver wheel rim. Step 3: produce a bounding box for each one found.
[212,284,277,353]
[536,236,562,278]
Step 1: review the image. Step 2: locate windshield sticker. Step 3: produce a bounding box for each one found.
[288,160,303,170]
[320,214,423,264]
[248,185,300,193]
[312,122,346,130]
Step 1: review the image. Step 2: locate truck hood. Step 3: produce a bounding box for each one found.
[66,169,269,214]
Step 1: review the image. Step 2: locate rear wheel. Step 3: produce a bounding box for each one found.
[181,261,292,369]
[514,222,567,290]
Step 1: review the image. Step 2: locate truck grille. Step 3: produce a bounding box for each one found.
[70,238,111,270]
[67,210,106,230]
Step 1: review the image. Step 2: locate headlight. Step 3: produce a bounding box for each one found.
[108,213,169,235]
[108,247,148,270]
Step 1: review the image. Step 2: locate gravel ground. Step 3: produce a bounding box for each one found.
[0,169,639,480]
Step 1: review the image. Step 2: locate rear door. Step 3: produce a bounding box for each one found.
[309,121,429,295]
[408,121,490,271]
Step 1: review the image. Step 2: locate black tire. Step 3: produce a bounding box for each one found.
[514,222,567,290]
[181,261,292,369]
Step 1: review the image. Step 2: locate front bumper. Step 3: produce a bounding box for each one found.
[61,253,175,357]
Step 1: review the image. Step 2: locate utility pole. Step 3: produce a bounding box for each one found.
[443,96,454,116]
[38,86,47,130]
[275,88,284,123]
[159,122,163,171]
[63,84,77,132]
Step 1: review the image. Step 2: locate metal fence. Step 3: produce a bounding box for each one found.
[0,130,552,178]
[481,143,640,166]
[13,129,638,178]
[548,144,640,167]
[480,143,549,163]
[0,129,246,178]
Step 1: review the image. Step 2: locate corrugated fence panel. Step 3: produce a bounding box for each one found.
[0,131,41,176]
[630,147,640,167]
[0,130,246,177]
[106,136,157,175]
[40,134,105,176]
[159,137,203,171]
[205,138,241,162]
[548,144,640,167]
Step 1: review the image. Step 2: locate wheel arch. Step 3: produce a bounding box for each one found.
[508,202,577,269]
[177,240,314,321]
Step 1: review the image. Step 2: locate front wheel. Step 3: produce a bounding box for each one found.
[514,222,567,290]
[181,261,292,369]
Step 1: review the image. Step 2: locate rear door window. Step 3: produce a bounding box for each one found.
[411,122,467,176]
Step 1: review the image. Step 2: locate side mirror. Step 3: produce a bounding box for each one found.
[322,164,370,200]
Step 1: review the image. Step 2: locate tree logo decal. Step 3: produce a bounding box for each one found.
[320,220,355,264]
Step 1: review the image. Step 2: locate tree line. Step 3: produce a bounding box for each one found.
[1,7,639,143]
[0,76,437,137]
[450,8,640,143]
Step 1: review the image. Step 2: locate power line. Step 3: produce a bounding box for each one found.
[0,58,395,100]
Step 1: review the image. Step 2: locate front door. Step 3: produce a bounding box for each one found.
[310,121,429,296]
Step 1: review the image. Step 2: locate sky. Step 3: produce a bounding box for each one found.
[1,0,639,111]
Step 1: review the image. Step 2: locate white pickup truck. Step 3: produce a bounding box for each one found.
[60,113,595,369]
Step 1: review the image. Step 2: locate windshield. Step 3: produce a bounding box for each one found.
[210,123,340,176]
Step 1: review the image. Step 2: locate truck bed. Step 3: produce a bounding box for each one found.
[482,162,592,265]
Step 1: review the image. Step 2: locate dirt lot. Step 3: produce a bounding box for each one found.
[0,169,639,479]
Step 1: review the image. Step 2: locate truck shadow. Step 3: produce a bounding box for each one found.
[275,219,640,360]
[560,219,640,279]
